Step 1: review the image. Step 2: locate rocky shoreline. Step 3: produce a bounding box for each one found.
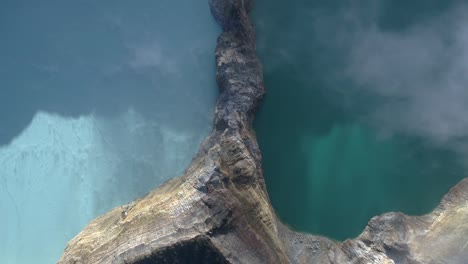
[59,0,468,263]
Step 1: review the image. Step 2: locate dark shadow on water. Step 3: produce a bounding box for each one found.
[255,67,348,234]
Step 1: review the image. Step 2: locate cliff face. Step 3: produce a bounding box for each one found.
[59,0,468,263]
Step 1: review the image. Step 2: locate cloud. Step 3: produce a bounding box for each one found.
[129,43,162,68]
[127,42,178,75]
[314,1,468,155]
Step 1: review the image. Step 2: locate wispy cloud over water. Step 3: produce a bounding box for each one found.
[311,1,468,159]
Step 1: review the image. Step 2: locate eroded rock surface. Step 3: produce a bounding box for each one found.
[59,0,468,263]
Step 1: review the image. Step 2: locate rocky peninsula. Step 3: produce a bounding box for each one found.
[59,0,468,263]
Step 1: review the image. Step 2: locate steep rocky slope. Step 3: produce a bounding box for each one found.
[59,0,468,263]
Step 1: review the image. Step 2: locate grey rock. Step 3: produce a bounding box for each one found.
[58,1,468,263]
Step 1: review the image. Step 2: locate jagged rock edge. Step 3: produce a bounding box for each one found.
[58,0,468,263]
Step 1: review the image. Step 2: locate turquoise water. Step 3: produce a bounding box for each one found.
[0,1,219,263]
[253,0,467,240]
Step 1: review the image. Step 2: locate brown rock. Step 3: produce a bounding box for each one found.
[58,1,468,263]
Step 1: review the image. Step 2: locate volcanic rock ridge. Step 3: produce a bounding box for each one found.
[59,0,468,263]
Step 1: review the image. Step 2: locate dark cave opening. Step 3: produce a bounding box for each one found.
[134,236,229,264]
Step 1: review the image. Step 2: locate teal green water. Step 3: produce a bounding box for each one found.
[253,0,466,240]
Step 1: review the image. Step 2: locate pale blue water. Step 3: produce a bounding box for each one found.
[0,1,219,263]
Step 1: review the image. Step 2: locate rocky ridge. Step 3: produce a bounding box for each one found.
[58,0,468,263]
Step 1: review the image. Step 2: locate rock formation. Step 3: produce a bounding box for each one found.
[59,0,468,263]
